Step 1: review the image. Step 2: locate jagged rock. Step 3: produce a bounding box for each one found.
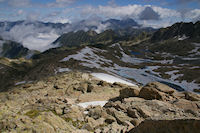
[84,117,105,131]
[184,92,200,101]
[173,99,199,113]
[149,82,175,94]
[173,91,185,99]
[88,106,105,119]
[1,71,200,133]
[129,118,200,133]
[131,118,144,126]
[139,82,176,101]
[63,106,85,121]
[87,84,94,93]
[127,107,140,118]
[119,87,140,98]
[74,82,94,93]
[104,101,127,112]
[104,114,116,124]
[76,82,88,93]
[98,122,126,133]
[139,85,163,100]
[106,108,132,125]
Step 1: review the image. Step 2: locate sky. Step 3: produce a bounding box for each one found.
[0,0,200,28]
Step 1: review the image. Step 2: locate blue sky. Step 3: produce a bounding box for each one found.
[0,0,200,27]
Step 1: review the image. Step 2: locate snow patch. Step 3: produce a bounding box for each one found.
[15,81,26,85]
[77,101,108,108]
[58,68,71,73]
[60,46,112,68]
[91,73,137,87]
[178,34,189,41]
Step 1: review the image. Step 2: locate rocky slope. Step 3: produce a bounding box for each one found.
[0,71,200,133]
[151,21,200,42]
[0,38,33,59]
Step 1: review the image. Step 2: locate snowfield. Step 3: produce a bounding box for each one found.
[60,45,200,92]
[91,73,137,86]
[77,101,108,108]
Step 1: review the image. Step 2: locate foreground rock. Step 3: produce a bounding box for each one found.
[139,82,176,101]
[0,72,200,133]
[129,118,200,133]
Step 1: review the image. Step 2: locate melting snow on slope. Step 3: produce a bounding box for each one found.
[91,73,137,87]
[178,34,189,41]
[60,46,112,68]
[58,68,71,73]
[15,81,26,85]
[77,101,108,108]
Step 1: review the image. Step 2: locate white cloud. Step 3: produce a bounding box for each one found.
[43,17,71,24]
[82,4,144,19]
[8,0,30,7]
[17,10,24,15]
[185,9,200,22]
[56,0,75,3]
[81,4,181,20]
[0,22,60,51]
[47,0,77,7]
[152,6,181,19]
[26,12,40,21]
[22,31,59,51]
[80,4,182,28]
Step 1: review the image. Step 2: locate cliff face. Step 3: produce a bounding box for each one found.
[151,21,200,42]
[0,71,199,133]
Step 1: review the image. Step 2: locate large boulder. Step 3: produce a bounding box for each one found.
[119,87,140,99]
[106,108,133,126]
[84,117,105,131]
[139,82,175,100]
[129,118,200,133]
[173,99,200,113]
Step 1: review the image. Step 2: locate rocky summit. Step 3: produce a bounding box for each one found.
[0,71,199,133]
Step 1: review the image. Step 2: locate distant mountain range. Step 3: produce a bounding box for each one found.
[0,19,200,59]
[0,18,155,58]
[0,18,142,36]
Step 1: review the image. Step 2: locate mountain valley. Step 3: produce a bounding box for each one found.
[0,20,200,133]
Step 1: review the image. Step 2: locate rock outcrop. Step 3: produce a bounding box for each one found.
[0,72,200,133]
